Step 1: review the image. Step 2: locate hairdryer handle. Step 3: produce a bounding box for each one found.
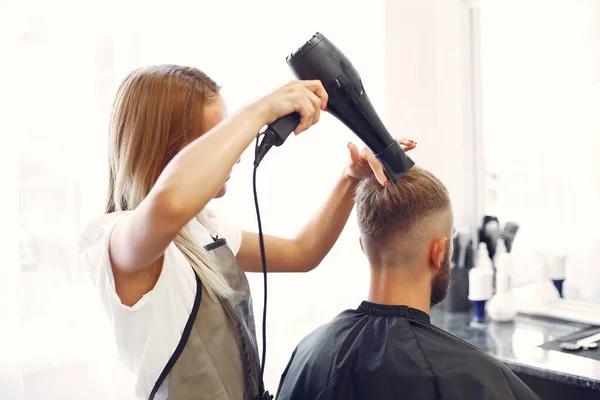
[254,113,301,167]
[265,112,301,146]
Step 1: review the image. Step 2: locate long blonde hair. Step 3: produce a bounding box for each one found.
[106,64,233,299]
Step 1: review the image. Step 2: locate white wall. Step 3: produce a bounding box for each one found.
[384,0,483,239]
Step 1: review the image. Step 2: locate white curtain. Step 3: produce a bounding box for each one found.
[9,0,387,398]
[479,0,600,299]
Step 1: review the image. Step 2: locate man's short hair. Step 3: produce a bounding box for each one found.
[355,166,451,261]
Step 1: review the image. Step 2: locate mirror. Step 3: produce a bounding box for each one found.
[479,0,600,306]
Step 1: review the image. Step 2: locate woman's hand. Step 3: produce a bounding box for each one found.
[255,80,329,135]
[345,138,417,185]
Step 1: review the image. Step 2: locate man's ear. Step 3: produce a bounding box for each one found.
[359,236,364,254]
[429,236,448,271]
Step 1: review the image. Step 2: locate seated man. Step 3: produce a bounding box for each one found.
[275,167,539,400]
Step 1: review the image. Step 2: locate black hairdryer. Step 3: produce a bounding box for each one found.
[254,32,414,183]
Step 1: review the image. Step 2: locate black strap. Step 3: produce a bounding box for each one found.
[149,272,203,400]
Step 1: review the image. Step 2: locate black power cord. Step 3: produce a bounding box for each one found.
[252,113,299,399]
[252,130,278,399]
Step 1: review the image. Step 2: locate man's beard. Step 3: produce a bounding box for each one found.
[430,240,452,307]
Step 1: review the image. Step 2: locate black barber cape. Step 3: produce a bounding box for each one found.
[276,302,539,400]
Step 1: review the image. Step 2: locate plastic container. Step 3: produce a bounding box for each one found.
[469,243,495,327]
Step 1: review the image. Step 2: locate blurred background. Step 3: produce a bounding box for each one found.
[3,0,600,398]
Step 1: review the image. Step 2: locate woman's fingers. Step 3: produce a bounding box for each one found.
[361,147,388,186]
[369,156,388,186]
[302,80,329,110]
[290,81,326,135]
[397,137,417,151]
[261,79,328,135]
[305,88,322,126]
[348,142,361,164]
[360,147,388,186]
[295,98,316,135]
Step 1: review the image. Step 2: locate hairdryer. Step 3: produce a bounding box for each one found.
[254,32,414,183]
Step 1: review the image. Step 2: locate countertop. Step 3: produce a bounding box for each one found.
[430,308,600,391]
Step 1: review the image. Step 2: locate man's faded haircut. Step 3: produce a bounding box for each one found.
[355,166,452,262]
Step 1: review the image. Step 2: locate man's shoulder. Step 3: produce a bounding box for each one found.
[283,308,367,375]
[414,323,539,399]
[276,309,364,399]
[297,309,362,346]
[415,322,503,364]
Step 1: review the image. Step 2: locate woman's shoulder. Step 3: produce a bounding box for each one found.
[79,210,196,309]
[79,207,242,260]
[79,211,131,251]
[81,211,131,234]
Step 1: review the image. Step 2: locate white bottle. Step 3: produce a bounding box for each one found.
[469,243,495,302]
[487,241,517,322]
[469,243,495,326]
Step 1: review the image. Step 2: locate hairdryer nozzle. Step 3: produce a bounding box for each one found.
[286,32,414,183]
[375,141,415,183]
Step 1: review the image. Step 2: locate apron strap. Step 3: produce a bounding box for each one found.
[149,272,203,400]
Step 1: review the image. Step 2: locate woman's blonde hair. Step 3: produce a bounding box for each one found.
[106,64,233,299]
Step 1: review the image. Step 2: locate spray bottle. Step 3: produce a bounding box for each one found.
[468,243,494,327]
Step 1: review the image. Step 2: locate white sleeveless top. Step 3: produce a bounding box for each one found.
[79,208,242,399]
